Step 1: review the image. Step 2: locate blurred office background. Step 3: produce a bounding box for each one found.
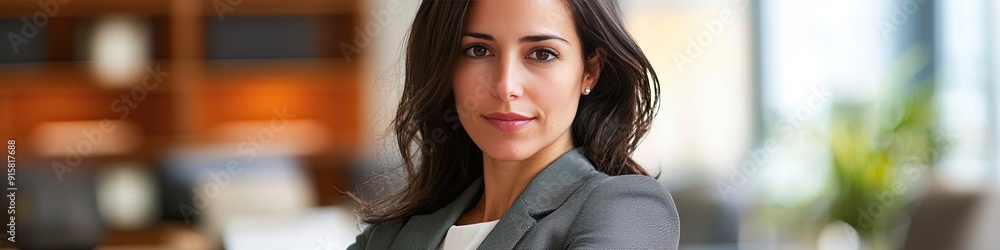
[0,0,998,249]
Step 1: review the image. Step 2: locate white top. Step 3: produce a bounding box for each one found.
[437,220,500,250]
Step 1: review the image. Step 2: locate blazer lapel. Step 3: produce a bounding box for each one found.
[391,177,485,250]
[478,147,602,249]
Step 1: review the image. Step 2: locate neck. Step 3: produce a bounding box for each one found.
[460,135,574,224]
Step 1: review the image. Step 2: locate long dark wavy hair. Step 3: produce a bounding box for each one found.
[355,0,660,224]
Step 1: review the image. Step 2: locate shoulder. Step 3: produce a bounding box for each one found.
[568,174,680,249]
[583,175,677,217]
[346,219,406,250]
[591,174,673,198]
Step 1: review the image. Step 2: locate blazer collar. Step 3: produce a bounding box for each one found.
[390,147,602,249]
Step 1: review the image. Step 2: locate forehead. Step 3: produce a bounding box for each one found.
[464,0,577,42]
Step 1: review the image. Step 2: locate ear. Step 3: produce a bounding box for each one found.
[582,47,606,93]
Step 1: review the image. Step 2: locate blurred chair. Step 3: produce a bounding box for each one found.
[9,120,144,249]
[11,159,105,249]
[901,187,980,250]
[668,180,742,248]
[958,188,1000,249]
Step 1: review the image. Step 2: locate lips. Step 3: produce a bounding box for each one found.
[483,112,534,132]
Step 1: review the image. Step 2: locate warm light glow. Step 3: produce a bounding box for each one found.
[91,15,150,88]
[30,120,142,157]
[96,164,159,230]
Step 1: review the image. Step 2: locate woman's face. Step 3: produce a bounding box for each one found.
[454,0,597,161]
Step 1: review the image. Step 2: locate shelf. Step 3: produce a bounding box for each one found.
[0,0,357,17]
[0,58,357,89]
[0,4,364,245]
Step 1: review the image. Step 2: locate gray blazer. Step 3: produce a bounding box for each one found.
[348,148,680,249]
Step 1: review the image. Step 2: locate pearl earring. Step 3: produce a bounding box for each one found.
[584,87,591,95]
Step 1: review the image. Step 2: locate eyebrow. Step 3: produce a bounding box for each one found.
[462,32,570,44]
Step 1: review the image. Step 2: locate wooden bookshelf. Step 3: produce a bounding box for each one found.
[1,0,363,149]
[0,0,364,248]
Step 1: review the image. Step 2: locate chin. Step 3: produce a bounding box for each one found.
[475,137,541,162]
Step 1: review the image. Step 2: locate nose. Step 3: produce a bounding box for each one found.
[491,55,524,102]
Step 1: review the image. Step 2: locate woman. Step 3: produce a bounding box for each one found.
[350,0,679,249]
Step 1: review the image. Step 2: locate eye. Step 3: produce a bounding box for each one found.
[526,48,558,62]
[463,45,493,58]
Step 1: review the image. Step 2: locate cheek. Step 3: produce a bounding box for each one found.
[453,64,491,121]
[530,69,582,128]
